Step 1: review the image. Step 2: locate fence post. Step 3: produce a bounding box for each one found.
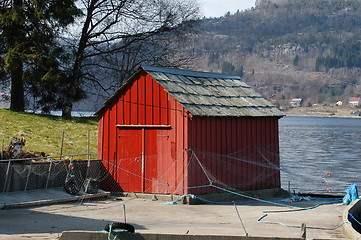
[300,223,306,239]
[60,131,65,161]
[1,139,4,160]
[86,130,90,178]
[3,160,11,193]
[45,161,53,189]
[233,201,248,236]
[24,163,32,191]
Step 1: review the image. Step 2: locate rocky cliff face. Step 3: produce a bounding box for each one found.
[189,0,361,108]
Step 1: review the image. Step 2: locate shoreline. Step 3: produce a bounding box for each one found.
[282,106,361,119]
[283,112,361,118]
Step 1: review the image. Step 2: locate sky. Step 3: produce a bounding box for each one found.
[201,0,256,18]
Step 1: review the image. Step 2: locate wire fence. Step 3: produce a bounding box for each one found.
[0,156,106,193]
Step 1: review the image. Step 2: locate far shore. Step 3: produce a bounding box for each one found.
[282,105,361,119]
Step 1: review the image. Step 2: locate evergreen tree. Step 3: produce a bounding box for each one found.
[0,0,80,111]
[221,61,235,74]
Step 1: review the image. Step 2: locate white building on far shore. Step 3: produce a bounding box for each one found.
[290,98,302,107]
[349,97,361,106]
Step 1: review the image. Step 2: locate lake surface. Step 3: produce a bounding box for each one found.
[279,116,361,195]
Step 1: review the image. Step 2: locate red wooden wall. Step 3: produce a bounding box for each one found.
[98,70,190,194]
[98,69,281,195]
[187,117,281,194]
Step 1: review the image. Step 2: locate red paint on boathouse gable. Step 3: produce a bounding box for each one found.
[98,70,190,194]
[97,67,282,195]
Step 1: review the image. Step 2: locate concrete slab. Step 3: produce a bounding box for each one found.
[60,231,306,240]
[0,193,350,240]
[0,188,110,209]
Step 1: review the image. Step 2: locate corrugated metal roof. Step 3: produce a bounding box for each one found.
[142,66,284,117]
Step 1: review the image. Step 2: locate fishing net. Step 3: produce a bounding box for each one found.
[0,131,352,204]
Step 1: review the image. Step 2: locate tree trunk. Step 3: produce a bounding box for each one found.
[61,1,94,117]
[62,101,73,117]
[61,62,81,118]
[9,0,25,112]
[10,60,24,111]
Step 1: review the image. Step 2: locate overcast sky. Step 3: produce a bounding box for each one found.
[201,0,256,18]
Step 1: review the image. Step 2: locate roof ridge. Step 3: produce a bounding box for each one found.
[141,65,241,80]
[97,66,284,117]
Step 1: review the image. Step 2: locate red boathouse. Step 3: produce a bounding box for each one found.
[97,66,284,195]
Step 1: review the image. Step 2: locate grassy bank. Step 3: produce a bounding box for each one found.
[0,109,98,159]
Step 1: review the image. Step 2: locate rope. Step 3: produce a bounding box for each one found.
[102,223,128,240]
[348,212,361,229]
[98,144,357,195]
[191,151,213,185]
[62,131,97,157]
[163,194,196,205]
[174,184,349,232]
[258,216,349,230]
[3,140,357,236]
[211,185,344,213]
[207,184,352,231]
[257,199,348,230]
[101,158,213,191]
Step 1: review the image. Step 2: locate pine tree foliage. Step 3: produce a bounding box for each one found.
[0,0,80,112]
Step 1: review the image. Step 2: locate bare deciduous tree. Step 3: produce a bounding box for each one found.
[61,0,200,117]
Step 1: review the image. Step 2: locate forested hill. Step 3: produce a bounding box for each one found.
[190,0,361,108]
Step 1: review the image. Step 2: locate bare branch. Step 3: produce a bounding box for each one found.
[60,0,200,116]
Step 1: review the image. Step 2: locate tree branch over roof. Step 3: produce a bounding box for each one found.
[60,0,200,117]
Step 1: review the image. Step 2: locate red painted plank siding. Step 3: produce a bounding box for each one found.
[98,70,190,194]
[153,79,161,125]
[98,117,104,160]
[145,74,153,125]
[138,75,145,125]
[116,128,143,192]
[188,117,281,194]
[98,69,281,195]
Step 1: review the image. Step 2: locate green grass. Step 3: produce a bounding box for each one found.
[0,109,98,159]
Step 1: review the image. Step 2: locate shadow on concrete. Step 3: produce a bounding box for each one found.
[0,207,146,235]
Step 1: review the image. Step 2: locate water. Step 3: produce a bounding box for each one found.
[25,110,95,117]
[279,116,361,195]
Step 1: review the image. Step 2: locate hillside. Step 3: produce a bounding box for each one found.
[0,110,98,158]
[189,0,361,108]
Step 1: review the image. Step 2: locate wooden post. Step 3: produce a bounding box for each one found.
[60,131,65,161]
[3,161,11,193]
[300,223,306,239]
[1,139,4,160]
[24,163,32,191]
[123,204,127,224]
[45,161,53,189]
[233,201,248,236]
[86,130,90,178]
